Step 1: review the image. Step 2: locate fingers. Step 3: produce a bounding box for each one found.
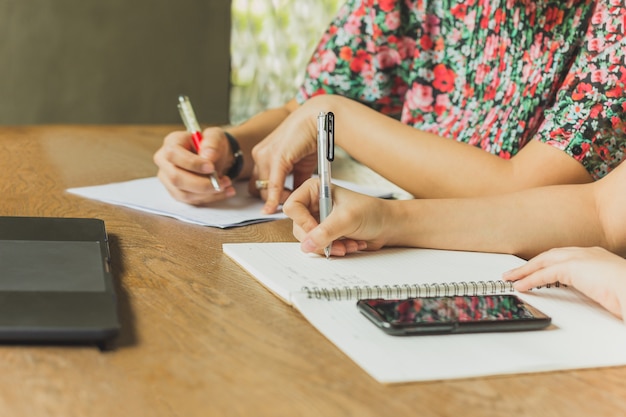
[154,131,215,175]
[156,170,233,205]
[503,247,626,320]
[329,239,368,257]
[284,178,335,255]
[285,180,372,256]
[154,130,235,205]
[299,239,362,257]
[502,253,551,283]
[264,165,292,214]
[503,247,579,291]
[304,213,345,250]
[247,170,291,214]
[198,127,231,171]
[284,178,321,233]
[247,160,293,215]
[249,145,291,214]
[249,111,318,213]
[505,264,564,292]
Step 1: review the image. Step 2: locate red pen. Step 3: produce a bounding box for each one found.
[177,95,221,191]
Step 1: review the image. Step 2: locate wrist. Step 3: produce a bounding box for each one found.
[223,131,244,180]
[383,200,420,247]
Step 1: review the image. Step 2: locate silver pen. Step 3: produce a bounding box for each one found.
[177,95,221,192]
[317,111,335,259]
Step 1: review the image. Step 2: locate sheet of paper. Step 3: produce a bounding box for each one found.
[294,289,626,383]
[67,177,393,229]
[223,242,626,383]
[223,242,527,303]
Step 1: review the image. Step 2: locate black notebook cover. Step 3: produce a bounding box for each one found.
[0,216,120,347]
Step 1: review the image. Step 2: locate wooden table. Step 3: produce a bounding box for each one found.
[1,125,625,417]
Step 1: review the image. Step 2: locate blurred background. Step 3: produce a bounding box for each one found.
[230,0,341,124]
[0,0,341,125]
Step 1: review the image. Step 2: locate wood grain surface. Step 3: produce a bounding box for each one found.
[0,125,624,417]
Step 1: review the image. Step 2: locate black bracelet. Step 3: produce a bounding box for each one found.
[224,131,244,180]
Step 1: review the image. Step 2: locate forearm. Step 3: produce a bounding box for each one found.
[226,99,299,179]
[594,165,626,257]
[312,95,591,198]
[384,183,607,259]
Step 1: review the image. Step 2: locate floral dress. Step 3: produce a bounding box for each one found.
[296,0,626,180]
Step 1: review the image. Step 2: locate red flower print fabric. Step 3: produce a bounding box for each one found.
[296,0,626,180]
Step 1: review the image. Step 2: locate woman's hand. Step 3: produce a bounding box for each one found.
[284,178,395,256]
[504,246,626,321]
[249,97,327,214]
[153,127,236,205]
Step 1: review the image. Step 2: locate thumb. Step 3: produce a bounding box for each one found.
[198,139,219,161]
[301,213,343,253]
[198,128,227,161]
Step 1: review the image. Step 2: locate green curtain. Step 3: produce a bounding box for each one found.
[230,0,343,124]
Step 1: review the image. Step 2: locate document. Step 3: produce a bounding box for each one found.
[223,242,626,384]
[67,177,393,228]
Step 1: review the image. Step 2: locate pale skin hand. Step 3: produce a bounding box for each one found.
[154,99,299,208]
[153,127,237,205]
[249,100,325,214]
[283,178,399,256]
[503,247,626,321]
[152,97,315,213]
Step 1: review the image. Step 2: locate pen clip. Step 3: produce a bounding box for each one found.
[325,112,335,162]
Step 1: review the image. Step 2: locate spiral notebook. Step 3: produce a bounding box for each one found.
[223,242,626,384]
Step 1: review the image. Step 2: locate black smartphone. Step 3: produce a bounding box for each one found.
[356,294,551,336]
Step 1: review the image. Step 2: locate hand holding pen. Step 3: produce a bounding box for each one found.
[177,95,222,192]
[317,111,335,258]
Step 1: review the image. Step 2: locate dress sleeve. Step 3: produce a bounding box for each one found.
[295,0,411,119]
[534,3,626,180]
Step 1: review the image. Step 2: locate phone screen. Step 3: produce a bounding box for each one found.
[356,295,551,335]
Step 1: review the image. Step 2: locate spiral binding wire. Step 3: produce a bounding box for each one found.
[301,280,562,301]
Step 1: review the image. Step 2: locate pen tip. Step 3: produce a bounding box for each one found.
[324,247,330,259]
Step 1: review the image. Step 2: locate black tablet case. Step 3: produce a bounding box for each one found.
[0,217,120,346]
